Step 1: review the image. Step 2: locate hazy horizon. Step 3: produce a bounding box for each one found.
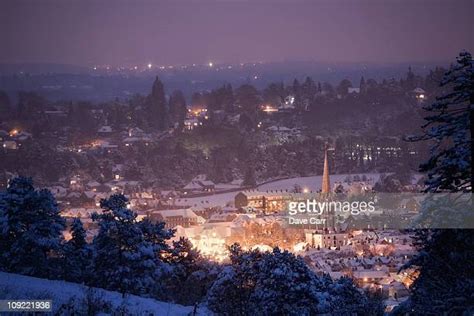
[1,0,473,66]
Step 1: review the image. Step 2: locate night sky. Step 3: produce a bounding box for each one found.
[1,0,473,66]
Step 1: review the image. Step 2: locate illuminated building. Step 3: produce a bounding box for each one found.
[148,208,205,229]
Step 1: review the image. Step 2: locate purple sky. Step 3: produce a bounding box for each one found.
[1,0,473,66]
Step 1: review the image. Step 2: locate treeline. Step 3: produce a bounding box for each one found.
[0,177,383,314]
[0,129,422,189]
[0,65,446,134]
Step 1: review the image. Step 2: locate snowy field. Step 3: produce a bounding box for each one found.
[258,173,382,192]
[174,173,384,208]
[0,272,200,315]
[174,191,237,208]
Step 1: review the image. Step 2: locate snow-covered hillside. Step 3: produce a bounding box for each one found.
[258,173,383,192]
[174,173,385,208]
[0,272,201,315]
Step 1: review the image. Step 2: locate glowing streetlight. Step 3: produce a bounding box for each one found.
[147,63,152,69]
[208,62,213,67]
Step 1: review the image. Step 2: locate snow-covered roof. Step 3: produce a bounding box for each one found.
[352,270,389,279]
[192,174,207,181]
[183,181,202,190]
[200,180,215,186]
[413,87,425,94]
[348,87,360,93]
[267,125,292,132]
[153,208,199,219]
[86,180,101,187]
[230,179,243,186]
[98,126,112,133]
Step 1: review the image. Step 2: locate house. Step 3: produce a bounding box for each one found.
[234,190,292,214]
[200,180,215,192]
[69,175,83,191]
[2,141,17,150]
[283,95,295,108]
[183,180,203,194]
[98,126,112,134]
[261,104,279,113]
[184,118,200,131]
[126,127,145,137]
[351,270,391,287]
[48,186,68,198]
[305,229,349,249]
[86,180,101,190]
[413,87,426,101]
[148,208,205,228]
[182,175,215,194]
[348,87,360,94]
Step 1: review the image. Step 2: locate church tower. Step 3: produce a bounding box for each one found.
[321,144,331,194]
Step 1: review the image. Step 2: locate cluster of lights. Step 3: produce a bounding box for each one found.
[90,60,270,73]
[262,105,278,113]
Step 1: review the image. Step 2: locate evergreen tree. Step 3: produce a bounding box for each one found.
[410,51,473,192]
[69,217,87,251]
[337,79,353,96]
[292,78,304,111]
[360,76,367,93]
[91,194,169,296]
[165,237,202,303]
[168,90,187,128]
[301,76,316,110]
[224,84,235,113]
[0,177,65,278]
[207,245,377,315]
[405,66,416,90]
[63,217,92,283]
[238,112,254,131]
[0,90,10,118]
[235,84,260,115]
[328,277,373,314]
[398,229,474,314]
[209,147,234,183]
[242,165,257,187]
[149,76,168,130]
[138,217,174,258]
[170,237,200,273]
[402,51,474,314]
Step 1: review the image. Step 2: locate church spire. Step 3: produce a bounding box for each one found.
[321,144,330,194]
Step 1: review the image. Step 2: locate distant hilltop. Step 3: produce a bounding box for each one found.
[0,63,90,75]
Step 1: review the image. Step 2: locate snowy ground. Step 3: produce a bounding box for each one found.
[0,272,203,315]
[174,191,237,208]
[174,173,383,208]
[258,173,382,192]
